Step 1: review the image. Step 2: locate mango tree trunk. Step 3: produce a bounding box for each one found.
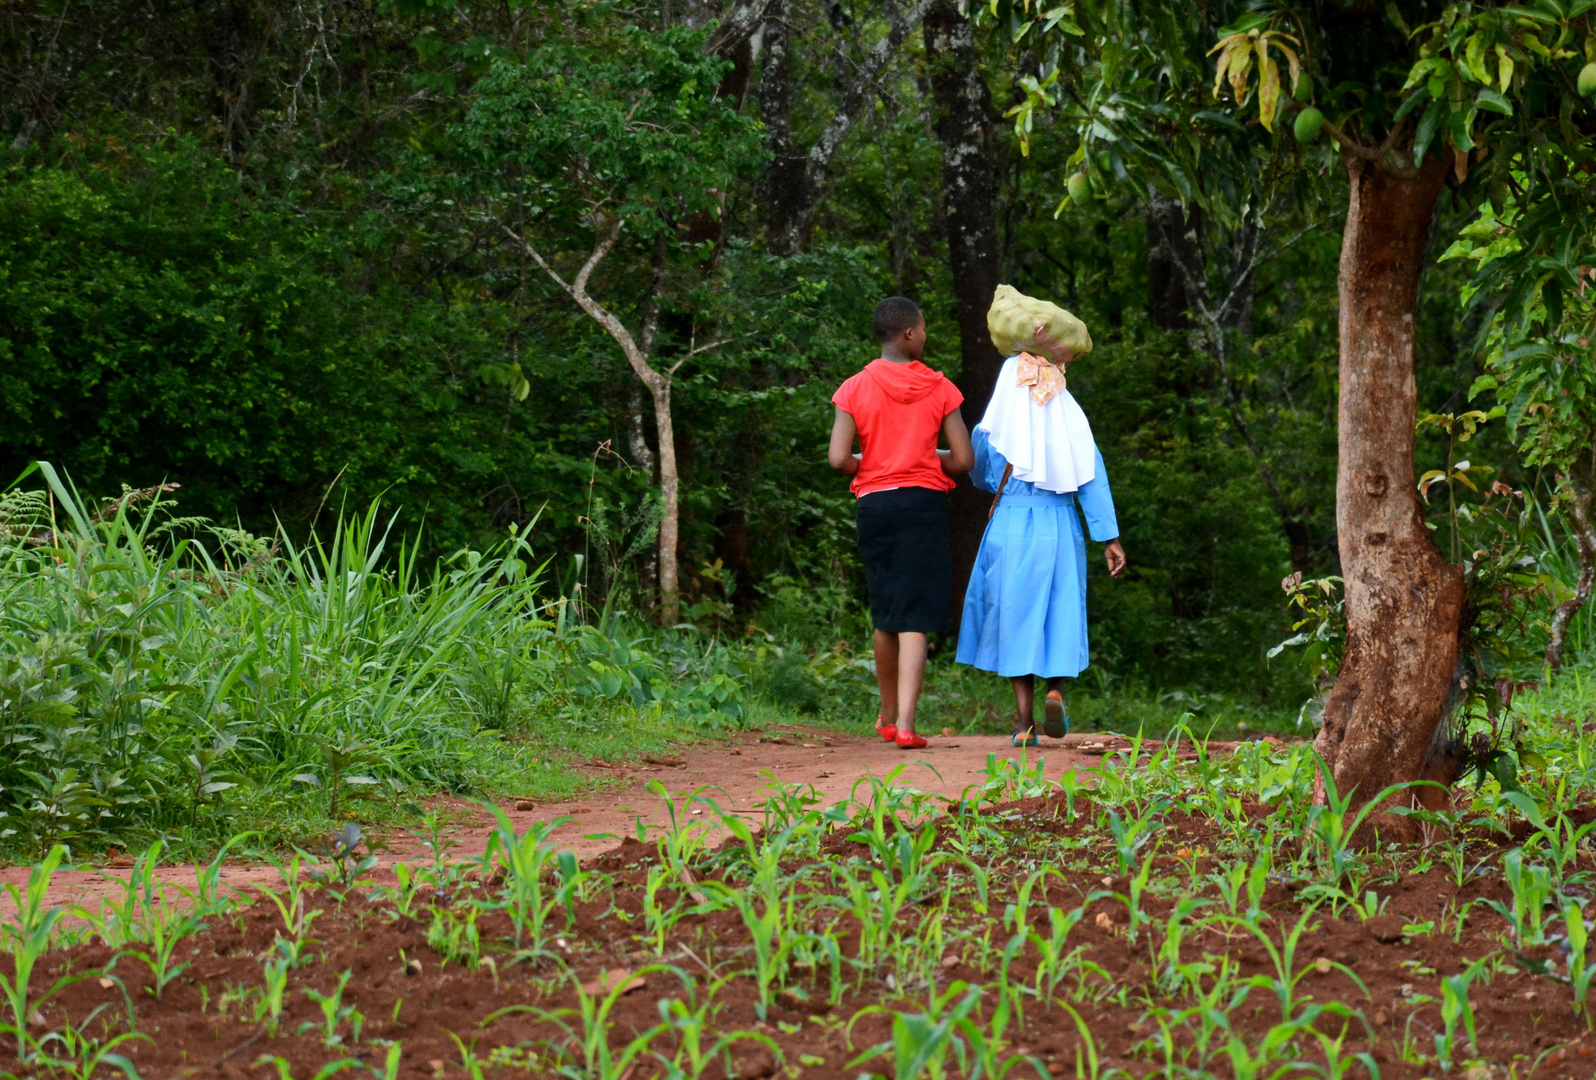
[1314,155,1465,827]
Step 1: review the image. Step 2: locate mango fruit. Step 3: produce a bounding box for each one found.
[1294,107,1325,144]
[1579,62,1596,97]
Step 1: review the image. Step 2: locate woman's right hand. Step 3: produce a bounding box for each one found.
[1032,322,1074,368]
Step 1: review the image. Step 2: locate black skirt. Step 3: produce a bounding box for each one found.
[856,487,951,633]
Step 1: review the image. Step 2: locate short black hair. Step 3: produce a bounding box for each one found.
[873,297,923,343]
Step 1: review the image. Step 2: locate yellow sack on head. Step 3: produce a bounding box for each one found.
[986,284,1093,358]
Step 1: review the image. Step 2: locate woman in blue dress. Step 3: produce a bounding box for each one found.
[955,323,1126,746]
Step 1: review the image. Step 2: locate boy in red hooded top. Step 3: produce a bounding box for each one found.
[829,298,974,748]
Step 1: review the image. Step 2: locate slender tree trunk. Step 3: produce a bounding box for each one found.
[627,381,656,475]
[1546,458,1596,672]
[649,377,682,625]
[199,0,261,159]
[1315,156,1464,827]
[515,216,683,624]
[924,0,1004,628]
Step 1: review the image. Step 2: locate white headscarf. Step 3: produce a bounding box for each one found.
[976,354,1097,494]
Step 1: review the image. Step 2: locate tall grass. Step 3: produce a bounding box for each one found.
[1535,500,1596,661]
[0,464,746,857]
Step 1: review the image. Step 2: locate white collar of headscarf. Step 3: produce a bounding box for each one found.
[975,354,1097,494]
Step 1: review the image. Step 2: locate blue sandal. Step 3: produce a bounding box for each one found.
[1011,731,1039,748]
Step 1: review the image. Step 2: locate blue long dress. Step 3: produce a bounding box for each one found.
[955,427,1119,678]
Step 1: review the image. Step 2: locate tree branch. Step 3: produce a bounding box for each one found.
[667,332,755,373]
[504,218,665,391]
[706,0,777,54]
[1322,117,1419,180]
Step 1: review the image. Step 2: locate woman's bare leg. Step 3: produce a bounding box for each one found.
[895,632,928,734]
[874,629,899,727]
[1011,675,1035,736]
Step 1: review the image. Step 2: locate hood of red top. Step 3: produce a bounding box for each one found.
[864,358,945,404]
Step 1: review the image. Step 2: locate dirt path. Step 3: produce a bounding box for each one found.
[474,726,1109,859]
[0,727,1125,916]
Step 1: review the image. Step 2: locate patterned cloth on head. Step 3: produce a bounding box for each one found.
[1015,351,1067,406]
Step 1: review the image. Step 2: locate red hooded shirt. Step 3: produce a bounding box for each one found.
[832,359,964,497]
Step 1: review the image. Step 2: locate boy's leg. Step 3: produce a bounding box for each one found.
[895,632,928,734]
[1010,675,1035,736]
[874,629,900,727]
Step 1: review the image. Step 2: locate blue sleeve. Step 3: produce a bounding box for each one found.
[1076,448,1119,541]
[969,427,1009,494]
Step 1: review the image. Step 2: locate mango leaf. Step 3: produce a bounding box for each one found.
[1418,469,1449,497]
[1475,87,1512,114]
[1414,98,1446,162]
[1393,90,1428,121]
[1542,278,1563,329]
[1214,12,1270,35]
[1403,57,1442,92]
[1255,38,1281,130]
[1277,38,1302,92]
[1450,107,1478,151]
[1464,34,1490,83]
[1209,34,1254,103]
[1495,45,1515,91]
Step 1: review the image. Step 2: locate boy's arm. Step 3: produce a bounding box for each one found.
[937,409,975,476]
[828,408,860,475]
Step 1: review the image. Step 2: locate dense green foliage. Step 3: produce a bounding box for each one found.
[0,0,1584,708]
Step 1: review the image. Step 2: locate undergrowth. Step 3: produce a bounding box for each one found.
[0,466,756,860]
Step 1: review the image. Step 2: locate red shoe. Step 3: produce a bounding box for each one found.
[875,714,897,742]
[896,729,928,749]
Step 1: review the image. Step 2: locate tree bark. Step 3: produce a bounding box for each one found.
[1314,155,1464,827]
[758,1,804,242]
[1146,194,1200,331]
[705,0,779,54]
[627,381,656,476]
[768,0,935,255]
[924,0,1004,628]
